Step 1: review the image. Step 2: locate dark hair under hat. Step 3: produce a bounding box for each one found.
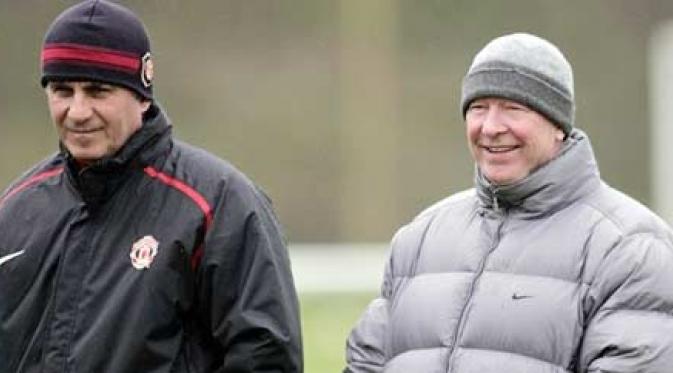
[41,0,154,100]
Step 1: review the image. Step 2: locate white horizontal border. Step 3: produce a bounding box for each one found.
[290,243,387,293]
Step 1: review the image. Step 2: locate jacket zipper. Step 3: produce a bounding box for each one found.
[446,191,506,373]
[492,186,500,213]
[42,206,96,373]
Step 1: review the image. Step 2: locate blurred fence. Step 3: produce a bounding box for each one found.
[290,243,387,293]
[4,1,673,243]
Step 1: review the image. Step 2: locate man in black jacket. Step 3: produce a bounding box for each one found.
[0,1,302,372]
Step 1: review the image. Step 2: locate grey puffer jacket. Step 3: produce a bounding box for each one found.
[346,130,673,373]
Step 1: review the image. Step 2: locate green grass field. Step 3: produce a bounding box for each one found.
[300,291,377,373]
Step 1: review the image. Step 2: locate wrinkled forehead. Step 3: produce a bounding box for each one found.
[44,79,145,101]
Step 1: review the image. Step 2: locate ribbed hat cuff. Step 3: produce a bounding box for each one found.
[461,66,574,135]
[41,63,152,100]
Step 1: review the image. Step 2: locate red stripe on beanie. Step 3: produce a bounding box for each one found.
[42,43,140,73]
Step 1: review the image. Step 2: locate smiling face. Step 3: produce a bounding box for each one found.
[45,81,150,165]
[466,97,565,185]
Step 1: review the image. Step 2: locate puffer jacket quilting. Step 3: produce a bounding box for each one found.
[346,130,673,373]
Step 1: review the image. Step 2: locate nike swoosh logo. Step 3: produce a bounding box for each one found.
[0,250,25,267]
[512,293,533,300]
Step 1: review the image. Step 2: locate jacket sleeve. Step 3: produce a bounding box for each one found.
[344,247,394,372]
[579,234,673,373]
[196,174,303,372]
[344,297,389,373]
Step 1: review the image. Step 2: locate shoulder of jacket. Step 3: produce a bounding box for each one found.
[413,188,476,223]
[1,153,63,196]
[165,141,267,205]
[583,183,673,245]
[170,141,238,175]
[391,188,476,246]
[167,141,257,186]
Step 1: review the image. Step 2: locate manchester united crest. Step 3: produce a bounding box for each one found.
[130,235,159,270]
[140,52,154,88]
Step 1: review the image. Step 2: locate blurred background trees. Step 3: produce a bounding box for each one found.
[2,0,673,243]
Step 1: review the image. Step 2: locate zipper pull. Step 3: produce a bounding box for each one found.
[493,194,499,212]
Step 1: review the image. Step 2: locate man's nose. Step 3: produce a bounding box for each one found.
[481,107,508,136]
[67,92,93,123]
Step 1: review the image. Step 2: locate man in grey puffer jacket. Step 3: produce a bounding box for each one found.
[345,32,673,373]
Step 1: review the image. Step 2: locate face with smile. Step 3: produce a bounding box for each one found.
[466,97,565,185]
[45,81,151,166]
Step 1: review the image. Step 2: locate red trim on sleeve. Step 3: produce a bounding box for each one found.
[42,43,141,73]
[190,246,205,272]
[0,167,65,209]
[143,166,214,270]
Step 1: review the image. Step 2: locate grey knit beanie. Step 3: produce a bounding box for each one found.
[461,33,574,136]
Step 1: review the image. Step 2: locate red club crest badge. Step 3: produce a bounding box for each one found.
[130,235,159,270]
[141,52,154,88]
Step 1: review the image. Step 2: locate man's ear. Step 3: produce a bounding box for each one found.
[556,129,565,142]
[140,99,151,113]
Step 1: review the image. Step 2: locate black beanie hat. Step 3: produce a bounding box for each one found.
[41,0,154,100]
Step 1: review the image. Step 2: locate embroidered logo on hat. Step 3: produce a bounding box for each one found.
[141,52,154,88]
[130,235,159,270]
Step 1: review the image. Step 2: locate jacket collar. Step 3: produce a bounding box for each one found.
[62,103,172,208]
[475,129,601,217]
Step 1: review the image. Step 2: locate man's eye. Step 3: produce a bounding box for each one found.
[91,89,107,96]
[88,88,111,97]
[50,86,72,96]
[85,84,114,96]
[506,103,527,111]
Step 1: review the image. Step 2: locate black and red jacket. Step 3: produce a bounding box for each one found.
[0,104,303,372]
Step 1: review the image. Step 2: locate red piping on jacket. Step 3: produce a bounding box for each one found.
[143,166,213,270]
[0,167,65,209]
